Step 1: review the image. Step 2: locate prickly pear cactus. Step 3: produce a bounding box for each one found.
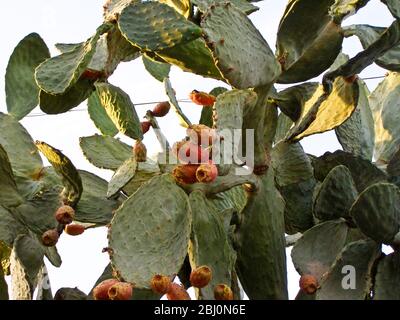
[2,0,400,301]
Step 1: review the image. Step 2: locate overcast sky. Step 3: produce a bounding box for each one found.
[0,0,394,299]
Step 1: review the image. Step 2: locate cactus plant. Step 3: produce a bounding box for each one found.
[2,0,400,301]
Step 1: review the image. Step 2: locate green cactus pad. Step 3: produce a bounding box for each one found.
[263,102,278,153]
[142,55,171,82]
[87,35,108,72]
[199,87,227,127]
[10,234,44,299]
[235,170,288,299]
[383,0,400,19]
[271,142,315,233]
[335,79,375,160]
[118,2,202,51]
[159,0,192,18]
[0,145,23,208]
[192,0,258,14]
[286,77,359,142]
[157,39,223,80]
[317,239,380,300]
[5,33,50,120]
[374,251,400,300]
[0,206,27,247]
[43,246,62,268]
[0,113,43,178]
[314,165,358,221]
[164,78,192,128]
[39,78,95,114]
[109,174,191,288]
[75,170,120,226]
[122,160,161,196]
[89,263,161,300]
[350,182,400,244]
[103,0,135,22]
[311,150,387,192]
[370,72,400,162]
[276,0,343,84]
[343,25,400,71]
[35,24,111,95]
[87,91,118,137]
[292,220,349,279]
[35,141,83,207]
[54,42,83,53]
[201,3,281,89]
[107,157,137,198]
[79,135,131,170]
[95,82,143,140]
[189,191,236,300]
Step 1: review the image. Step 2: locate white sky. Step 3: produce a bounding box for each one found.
[0,0,394,299]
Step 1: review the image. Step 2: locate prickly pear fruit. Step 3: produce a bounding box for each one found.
[108,282,133,300]
[55,205,75,225]
[190,265,212,288]
[166,283,191,300]
[81,69,106,80]
[65,224,85,236]
[93,279,119,300]
[172,164,199,185]
[134,140,147,162]
[189,90,216,106]
[172,140,209,164]
[196,161,218,183]
[150,274,172,294]
[41,229,59,247]
[187,124,216,146]
[214,284,234,300]
[151,101,171,117]
[141,121,151,134]
[299,274,318,294]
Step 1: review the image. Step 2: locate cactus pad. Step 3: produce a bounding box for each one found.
[80,135,132,170]
[189,191,236,300]
[374,251,400,300]
[201,3,281,89]
[192,0,258,14]
[122,160,161,196]
[276,0,343,83]
[35,24,111,95]
[87,91,118,137]
[118,2,202,51]
[286,76,359,142]
[142,55,171,82]
[164,78,192,127]
[95,82,143,140]
[108,174,191,288]
[0,146,23,208]
[107,157,137,198]
[350,182,400,244]
[317,239,380,300]
[291,220,349,280]
[384,0,400,19]
[5,33,50,120]
[313,165,358,221]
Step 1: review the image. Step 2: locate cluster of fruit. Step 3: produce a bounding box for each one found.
[41,205,85,247]
[93,265,233,300]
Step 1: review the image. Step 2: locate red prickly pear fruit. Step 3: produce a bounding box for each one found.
[172,140,209,164]
[134,140,147,162]
[150,274,172,294]
[189,90,216,106]
[141,121,151,134]
[93,279,119,300]
[166,283,191,300]
[190,265,212,288]
[151,101,171,117]
[64,224,85,236]
[299,274,318,294]
[187,124,216,147]
[41,229,59,247]
[214,284,233,300]
[54,205,75,225]
[81,69,105,80]
[108,282,133,300]
[172,164,199,185]
[196,161,218,183]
